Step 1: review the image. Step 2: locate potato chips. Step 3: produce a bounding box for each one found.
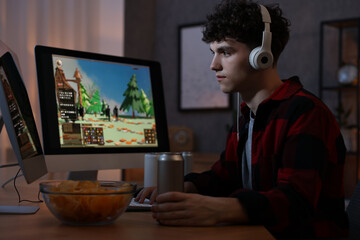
[41,180,134,225]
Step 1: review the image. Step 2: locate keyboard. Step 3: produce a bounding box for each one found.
[127,198,152,211]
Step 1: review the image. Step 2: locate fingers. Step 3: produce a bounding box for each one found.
[152,202,190,225]
[135,186,156,203]
[155,191,186,203]
[151,201,212,226]
[134,188,143,202]
[151,193,188,221]
[152,201,185,213]
[151,193,218,226]
[149,188,157,204]
[134,189,142,202]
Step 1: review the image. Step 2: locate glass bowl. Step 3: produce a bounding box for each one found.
[39,180,136,225]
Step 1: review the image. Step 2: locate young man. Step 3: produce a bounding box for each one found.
[137,0,349,238]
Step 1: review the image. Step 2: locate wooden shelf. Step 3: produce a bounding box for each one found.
[320,18,360,198]
[322,85,358,91]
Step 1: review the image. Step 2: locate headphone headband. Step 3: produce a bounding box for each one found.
[259,5,271,24]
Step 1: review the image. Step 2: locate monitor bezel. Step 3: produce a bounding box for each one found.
[35,45,169,156]
[0,51,47,183]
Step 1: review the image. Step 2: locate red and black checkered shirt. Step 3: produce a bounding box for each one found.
[185,77,349,239]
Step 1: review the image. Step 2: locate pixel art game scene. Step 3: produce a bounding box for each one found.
[52,55,157,148]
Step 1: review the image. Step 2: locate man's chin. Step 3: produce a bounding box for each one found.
[220,87,233,94]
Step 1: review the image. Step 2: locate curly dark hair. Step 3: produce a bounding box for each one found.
[202,0,290,64]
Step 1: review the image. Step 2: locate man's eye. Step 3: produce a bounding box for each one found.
[223,51,230,56]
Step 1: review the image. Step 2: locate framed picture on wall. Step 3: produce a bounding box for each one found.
[178,23,231,111]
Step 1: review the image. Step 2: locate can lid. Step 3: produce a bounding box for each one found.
[182,152,193,156]
[158,152,184,161]
[145,152,161,156]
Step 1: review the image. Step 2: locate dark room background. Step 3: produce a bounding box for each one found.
[125,0,360,154]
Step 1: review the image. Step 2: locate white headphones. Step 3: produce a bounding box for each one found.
[248,5,273,70]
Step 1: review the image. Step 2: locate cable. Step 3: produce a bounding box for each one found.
[1,173,23,188]
[0,162,20,188]
[13,168,43,204]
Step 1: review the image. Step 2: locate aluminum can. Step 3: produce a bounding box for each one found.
[182,151,193,175]
[144,153,160,187]
[157,152,184,194]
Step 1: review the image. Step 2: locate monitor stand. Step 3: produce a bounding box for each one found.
[0,115,39,215]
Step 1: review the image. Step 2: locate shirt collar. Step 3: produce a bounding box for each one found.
[269,76,302,101]
[240,76,302,116]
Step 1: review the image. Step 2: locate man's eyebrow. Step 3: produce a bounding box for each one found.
[211,46,234,53]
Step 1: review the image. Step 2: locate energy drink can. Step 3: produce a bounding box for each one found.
[157,152,184,194]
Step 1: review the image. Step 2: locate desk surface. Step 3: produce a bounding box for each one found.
[1,207,274,240]
[0,169,275,240]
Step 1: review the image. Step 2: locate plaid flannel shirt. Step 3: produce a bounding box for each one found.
[185,77,348,239]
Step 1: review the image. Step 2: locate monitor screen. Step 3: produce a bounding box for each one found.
[35,46,169,173]
[0,51,47,183]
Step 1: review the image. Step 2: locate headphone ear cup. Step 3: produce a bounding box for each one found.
[249,46,262,70]
[249,46,273,70]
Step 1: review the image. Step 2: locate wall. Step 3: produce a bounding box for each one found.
[0,0,125,177]
[124,0,156,59]
[125,0,360,153]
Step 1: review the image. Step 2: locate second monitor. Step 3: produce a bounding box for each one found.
[35,46,169,174]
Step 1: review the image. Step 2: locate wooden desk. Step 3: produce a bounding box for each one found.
[0,206,274,240]
[0,176,275,240]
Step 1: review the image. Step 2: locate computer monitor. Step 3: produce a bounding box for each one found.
[0,51,47,184]
[35,46,169,176]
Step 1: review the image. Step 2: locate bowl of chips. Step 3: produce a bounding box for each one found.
[40,180,136,225]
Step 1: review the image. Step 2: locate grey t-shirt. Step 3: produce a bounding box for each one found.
[242,113,254,189]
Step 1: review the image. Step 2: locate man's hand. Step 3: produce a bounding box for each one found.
[135,182,198,204]
[135,186,157,204]
[151,192,249,226]
[184,181,198,193]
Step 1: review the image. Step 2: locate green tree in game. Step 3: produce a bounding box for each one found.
[87,90,102,114]
[140,89,154,117]
[120,74,144,118]
[148,99,154,117]
[79,82,91,110]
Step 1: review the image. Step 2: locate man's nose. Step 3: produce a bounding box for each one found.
[210,55,221,71]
